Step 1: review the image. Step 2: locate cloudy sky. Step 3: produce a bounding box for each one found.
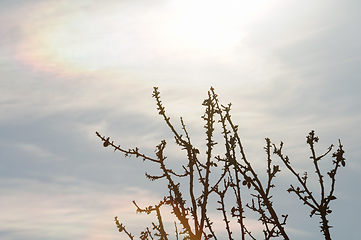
[0,0,360,239]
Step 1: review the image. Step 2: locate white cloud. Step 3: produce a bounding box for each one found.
[16,143,52,158]
[0,178,166,240]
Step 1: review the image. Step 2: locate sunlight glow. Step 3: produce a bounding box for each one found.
[13,0,254,77]
[13,0,285,82]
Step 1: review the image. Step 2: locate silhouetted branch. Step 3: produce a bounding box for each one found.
[97,87,346,240]
[274,131,346,240]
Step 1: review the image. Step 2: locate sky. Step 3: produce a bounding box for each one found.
[0,0,360,239]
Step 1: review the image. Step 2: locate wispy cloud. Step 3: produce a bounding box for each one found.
[0,178,167,239]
